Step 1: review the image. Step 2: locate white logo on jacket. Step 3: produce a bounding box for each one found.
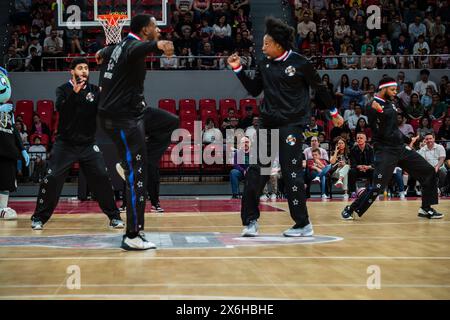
[285,66,296,76]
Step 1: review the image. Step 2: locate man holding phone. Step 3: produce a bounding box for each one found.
[30,57,124,230]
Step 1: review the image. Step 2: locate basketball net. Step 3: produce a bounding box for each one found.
[97,13,129,45]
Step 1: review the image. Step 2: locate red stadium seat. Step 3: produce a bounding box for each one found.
[158,99,177,114]
[14,100,34,130]
[179,99,197,121]
[199,99,217,112]
[180,120,195,137]
[180,144,201,172]
[200,109,219,126]
[29,133,49,146]
[36,100,55,130]
[159,144,178,173]
[239,98,258,117]
[219,99,237,120]
[202,144,225,173]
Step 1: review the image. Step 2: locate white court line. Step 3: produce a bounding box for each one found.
[1,256,450,261]
[1,283,449,289]
[1,221,450,231]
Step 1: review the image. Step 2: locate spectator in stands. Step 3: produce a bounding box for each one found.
[239,105,254,130]
[360,37,374,54]
[428,94,448,121]
[354,117,372,141]
[343,79,364,109]
[329,137,350,199]
[421,86,434,109]
[43,29,64,70]
[381,48,397,69]
[245,115,259,141]
[304,116,324,141]
[202,118,222,144]
[28,37,42,57]
[3,46,23,72]
[160,47,178,69]
[230,136,251,199]
[230,0,250,17]
[341,45,358,69]
[308,148,331,200]
[347,103,367,131]
[297,12,316,45]
[310,0,329,14]
[198,42,217,69]
[334,17,350,47]
[15,121,28,147]
[418,132,447,193]
[178,46,195,69]
[360,46,377,69]
[212,15,232,52]
[417,116,434,139]
[398,82,418,110]
[29,25,45,44]
[442,82,450,105]
[352,14,366,41]
[66,28,85,55]
[408,15,427,43]
[343,100,356,123]
[363,84,376,111]
[392,34,411,55]
[406,93,424,120]
[437,116,450,141]
[28,136,47,175]
[193,0,211,22]
[376,33,392,54]
[221,108,236,130]
[240,48,254,69]
[10,31,26,56]
[389,15,407,40]
[413,35,430,56]
[348,1,364,23]
[30,114,51,138]
[348,132,374,198]
[397,113,415,138]
[398,47,416,69]
[304,136,329,161]
[324,47,339,69]
[414,69,438,96]
[335,73,350,108]
[430,16,446,40]
[25,47,41,71]
[175,0,194,17]
[321,74,334,96]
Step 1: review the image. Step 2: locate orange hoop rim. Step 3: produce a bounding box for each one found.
[97,12,129,26]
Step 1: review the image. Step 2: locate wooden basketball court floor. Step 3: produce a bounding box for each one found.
[0,198,449,300]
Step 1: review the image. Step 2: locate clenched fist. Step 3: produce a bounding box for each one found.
[157,40,174,56]
[227,53,241,69]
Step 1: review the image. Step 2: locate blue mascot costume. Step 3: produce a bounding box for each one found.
[0,67,30,219]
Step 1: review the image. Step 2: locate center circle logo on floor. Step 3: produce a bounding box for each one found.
[286,134,296,146]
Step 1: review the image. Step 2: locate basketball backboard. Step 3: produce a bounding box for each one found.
[57,0,169,28]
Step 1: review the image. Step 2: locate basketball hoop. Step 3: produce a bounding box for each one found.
[97,12,129,45]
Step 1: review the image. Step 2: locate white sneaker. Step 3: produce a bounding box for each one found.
[270,193,277,201]
[334,179,344,189]
[283,223,314,237]
[116,163,125,181]
[241,220,258,237]
[399,191,406,200]
[415,187,422,196]
[343,193,349,200]
[0,207,17,220]
[311,177,320,184]
[260,194,269,201]
[121,233,156,251]
[321,194,329,200]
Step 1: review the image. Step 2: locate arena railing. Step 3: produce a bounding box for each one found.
[5,54,449,71]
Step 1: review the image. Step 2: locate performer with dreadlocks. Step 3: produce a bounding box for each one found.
[341,77,444,220]
[228,17,344,237]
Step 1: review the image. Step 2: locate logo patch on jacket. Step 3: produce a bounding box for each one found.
[286,134,296,146]
[285,66,296,77]
[86,92,95,102]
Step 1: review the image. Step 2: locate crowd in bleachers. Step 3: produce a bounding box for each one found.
[4,0,255,71]
[285,0,449,70]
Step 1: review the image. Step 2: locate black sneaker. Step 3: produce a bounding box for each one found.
[341,205,354,220]
[151,203,164,213]
[31,217,44,230]
[109,218,125,229]
[231,194,239,199]
[418,207,444,219]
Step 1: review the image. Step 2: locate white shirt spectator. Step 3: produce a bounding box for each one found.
[160,54,178,69]
[397,90,419,108]
[413,41,430,55]
[245,125,257,141]
[202,127,223,143]
[418,143,446,168]
[414,80,438,96]
[43,36,63,52]
[28,144,47,160]
[297,20,317,39]
[213,24,232,38]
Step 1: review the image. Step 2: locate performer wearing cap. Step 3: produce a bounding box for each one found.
[341,77,444,220]
[228,17,343,237]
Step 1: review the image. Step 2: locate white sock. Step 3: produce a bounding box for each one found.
[0,191,9,209]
